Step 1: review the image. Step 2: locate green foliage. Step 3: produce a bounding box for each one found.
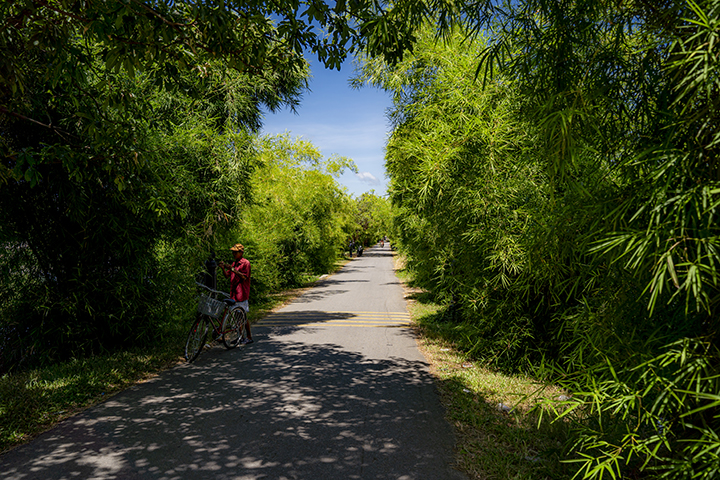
[0,0,479,374]
[0,0,478,373]
[362,0,720,476]
[353,191,392,246]
[0,0,464,106]
[359,27,573,371]
[540,337,720,480]
[0,7,308,371]
[230,134,356,296]
[471,0,720,319]
[468,1,720,477]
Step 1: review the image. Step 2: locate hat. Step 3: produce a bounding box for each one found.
[230,243,244,252]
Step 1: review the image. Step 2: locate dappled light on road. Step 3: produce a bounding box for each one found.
[2,338,459,479]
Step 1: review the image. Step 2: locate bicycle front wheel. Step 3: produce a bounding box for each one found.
[185,316,208,362]
[222,307,246,349]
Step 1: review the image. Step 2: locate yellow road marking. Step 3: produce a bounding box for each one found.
[324,311,410,316]
[256,311,412,328]
[258,322,411,328]
[265,311,409,316]
[261,321,410,326]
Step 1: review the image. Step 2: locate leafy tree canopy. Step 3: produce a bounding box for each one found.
[353,191,391,246]
[255,133,357,179]
[240,134,356,289]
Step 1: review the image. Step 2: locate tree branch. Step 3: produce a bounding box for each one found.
[0,105,73,139]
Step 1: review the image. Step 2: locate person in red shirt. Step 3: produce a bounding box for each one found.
[219,243,253,344]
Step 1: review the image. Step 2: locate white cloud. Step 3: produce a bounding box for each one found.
[356,172,380,185]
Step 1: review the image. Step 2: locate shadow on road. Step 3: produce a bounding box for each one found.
[259,310,355,323]
[2,338,461,479]
[287,270,370,305]
[339,264,373,271]
[288,288,351,304]
[253,310,413,335]
[358,249,394,258]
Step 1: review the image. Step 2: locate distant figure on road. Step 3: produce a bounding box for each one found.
[219,243,253,344]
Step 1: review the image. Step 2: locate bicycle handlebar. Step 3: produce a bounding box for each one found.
[195,281,230,299]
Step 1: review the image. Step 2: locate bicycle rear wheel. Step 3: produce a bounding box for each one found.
[185,316,208,362]
[222,307,246,349]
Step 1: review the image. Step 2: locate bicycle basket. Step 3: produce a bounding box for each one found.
[197,294,225,318]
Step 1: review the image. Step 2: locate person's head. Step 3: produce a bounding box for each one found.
[230,243,244,259]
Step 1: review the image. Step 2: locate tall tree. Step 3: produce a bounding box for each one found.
[353,191,391,247]
[238,134,356,292]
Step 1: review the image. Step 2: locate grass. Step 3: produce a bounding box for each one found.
[0,349,180,452]
[0,266,344,454]
[396,256,574,480]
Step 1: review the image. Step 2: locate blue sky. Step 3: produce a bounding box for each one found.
[260,57,393,198]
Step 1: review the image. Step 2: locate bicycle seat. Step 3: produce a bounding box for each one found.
[223,298,237,305]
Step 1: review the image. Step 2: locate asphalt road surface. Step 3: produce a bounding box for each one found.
[1,244,467,480]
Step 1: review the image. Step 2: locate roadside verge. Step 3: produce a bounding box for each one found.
[393,253,573,480]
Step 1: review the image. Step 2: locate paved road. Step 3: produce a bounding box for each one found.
[1,244,467,480]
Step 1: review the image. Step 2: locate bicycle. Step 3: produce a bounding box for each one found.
[185,282,248,362]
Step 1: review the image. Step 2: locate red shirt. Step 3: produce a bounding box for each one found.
[228,258,251,302]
